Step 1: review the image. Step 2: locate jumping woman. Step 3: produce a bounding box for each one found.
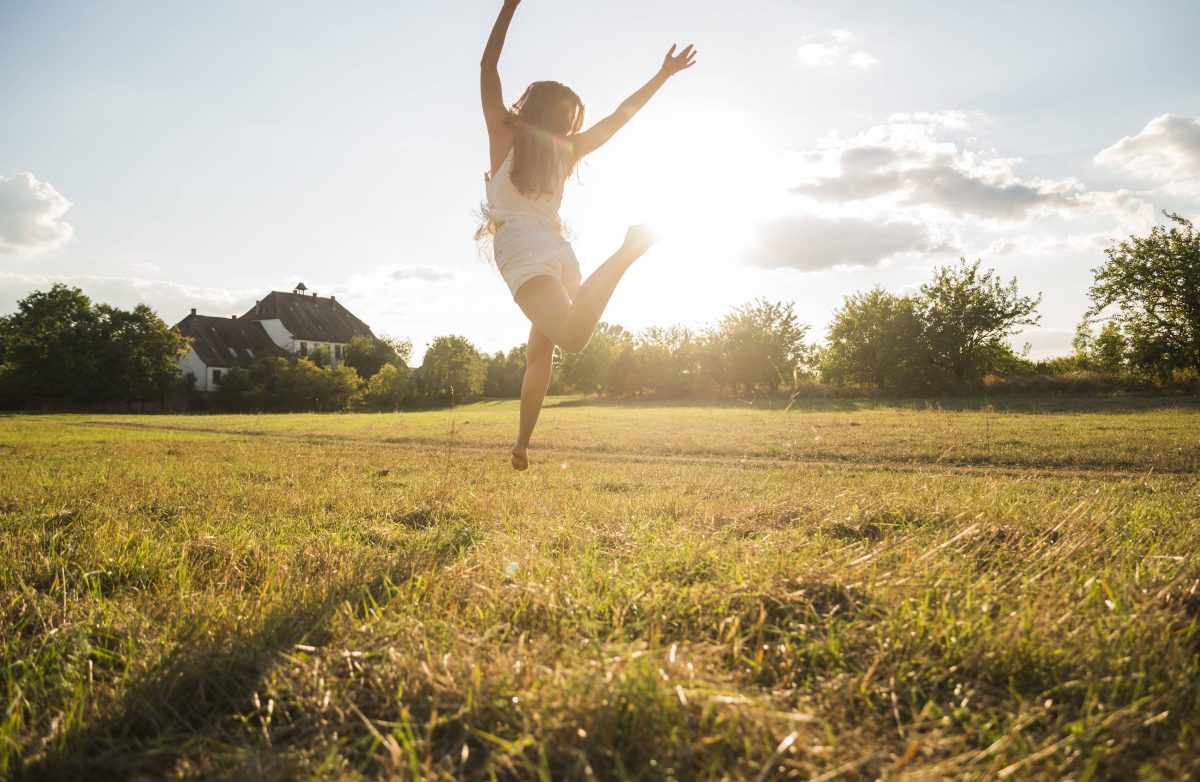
[480,0,697,470]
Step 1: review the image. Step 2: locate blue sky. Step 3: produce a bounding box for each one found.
[3,0,1199,361]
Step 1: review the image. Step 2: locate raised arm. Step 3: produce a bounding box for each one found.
[572,44,697,160]
[482,0,520,170]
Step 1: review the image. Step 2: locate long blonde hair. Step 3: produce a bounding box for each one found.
[508,81,585,196]
[477,81,585,246]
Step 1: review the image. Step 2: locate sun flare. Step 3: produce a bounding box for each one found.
[572,109,788,262]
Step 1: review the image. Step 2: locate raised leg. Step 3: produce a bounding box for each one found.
[513,224,656,353]
[506,225,653,470]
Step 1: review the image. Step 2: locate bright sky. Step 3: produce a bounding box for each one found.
[3,0,1199,362]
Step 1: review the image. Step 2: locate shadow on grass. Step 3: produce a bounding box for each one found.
[25,602,333,780]
[23,526,476,781]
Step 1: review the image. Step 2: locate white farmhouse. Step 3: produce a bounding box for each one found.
[176,283,376,391]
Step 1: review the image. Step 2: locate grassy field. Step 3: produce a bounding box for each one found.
[2,396,1199,780]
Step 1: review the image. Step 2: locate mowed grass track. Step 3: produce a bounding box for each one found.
[2,398,1198,780]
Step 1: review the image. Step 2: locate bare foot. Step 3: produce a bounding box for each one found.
[510,445,529,471]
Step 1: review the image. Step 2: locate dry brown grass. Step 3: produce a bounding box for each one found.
[1,397,1198,780]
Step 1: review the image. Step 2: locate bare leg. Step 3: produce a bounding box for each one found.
[511,325,555,470]
[513,225,656,353]
[506,226,652,469]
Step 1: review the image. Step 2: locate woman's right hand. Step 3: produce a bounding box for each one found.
[622,224,659,256]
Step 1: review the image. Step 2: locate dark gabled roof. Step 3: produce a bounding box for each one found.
[243,291,375,343]
[175,314,290,368]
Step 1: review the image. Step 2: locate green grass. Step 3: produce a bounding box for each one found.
[2,396,1198,780]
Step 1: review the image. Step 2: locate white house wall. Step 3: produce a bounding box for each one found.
[207,366,229,389]
[179,347,210,391]
[258,318,294,352]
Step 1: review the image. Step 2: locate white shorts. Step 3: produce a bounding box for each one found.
[493,218,582,298]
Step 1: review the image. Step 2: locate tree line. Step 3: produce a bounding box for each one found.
[1,213,1197,411]
[481,214,1200,400]
[0,286,188,410]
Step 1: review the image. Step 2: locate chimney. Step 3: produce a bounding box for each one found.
[330,295,336,301]
[190,308,196,316]
[254,300,260,315]
[311,292,316,297]
[231,314,237,320]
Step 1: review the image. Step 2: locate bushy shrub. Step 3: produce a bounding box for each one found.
[356,363,412,410]
[345,335,411,380]
[982,371,1148,395]
[213,358,363,412]
[416,335,486,405]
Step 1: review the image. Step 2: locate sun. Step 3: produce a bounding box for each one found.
[559,107,793,328]
[569,108,788,264]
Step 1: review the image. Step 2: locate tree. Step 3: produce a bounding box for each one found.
[606,345,645,398]
[418,335,486,404]
[1070,320,1128,373]
[1087,212,1200,375]
[636,325,701,398]
[345,335,410,379]
[215,357,363,412]
[0,285,100,404]
[916,260,1041,389]
[0,285,187,408]
[358,363,412,410]
[558,323,630,395]
[212,365,258,411]
[307,344,332,368]
[821,288,923,392]
[93,303,190,407]
[713,299,810,397]
[271,358,361,411]
[319,363,364,411]
[484,346,527,398]
[386,336,414,366]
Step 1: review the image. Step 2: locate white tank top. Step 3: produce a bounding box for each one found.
[485,149,565,229]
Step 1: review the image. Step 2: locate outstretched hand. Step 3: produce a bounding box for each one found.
[622,224,659,257]
[662,44,698,76]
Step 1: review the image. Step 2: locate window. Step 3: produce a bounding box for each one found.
[212,369,223,385]
[300,341,308,357]
[334,344,343,360]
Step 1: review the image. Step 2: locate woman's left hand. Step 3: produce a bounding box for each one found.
[661,44,697,76]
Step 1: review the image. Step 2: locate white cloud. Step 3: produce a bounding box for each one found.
[0,173,75,256]
[796,30,877,70]
[847,51,878,69]
[792,113,1083,220]
[0,271,257,324]
[886,110,977,131]
[389,264,457,282]
[749,111,1159,274]
[287,263,479,347]
[748,214,941,271]
[127,261,161,274]
[1095,114,1200,183]
[0,267,485,364]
